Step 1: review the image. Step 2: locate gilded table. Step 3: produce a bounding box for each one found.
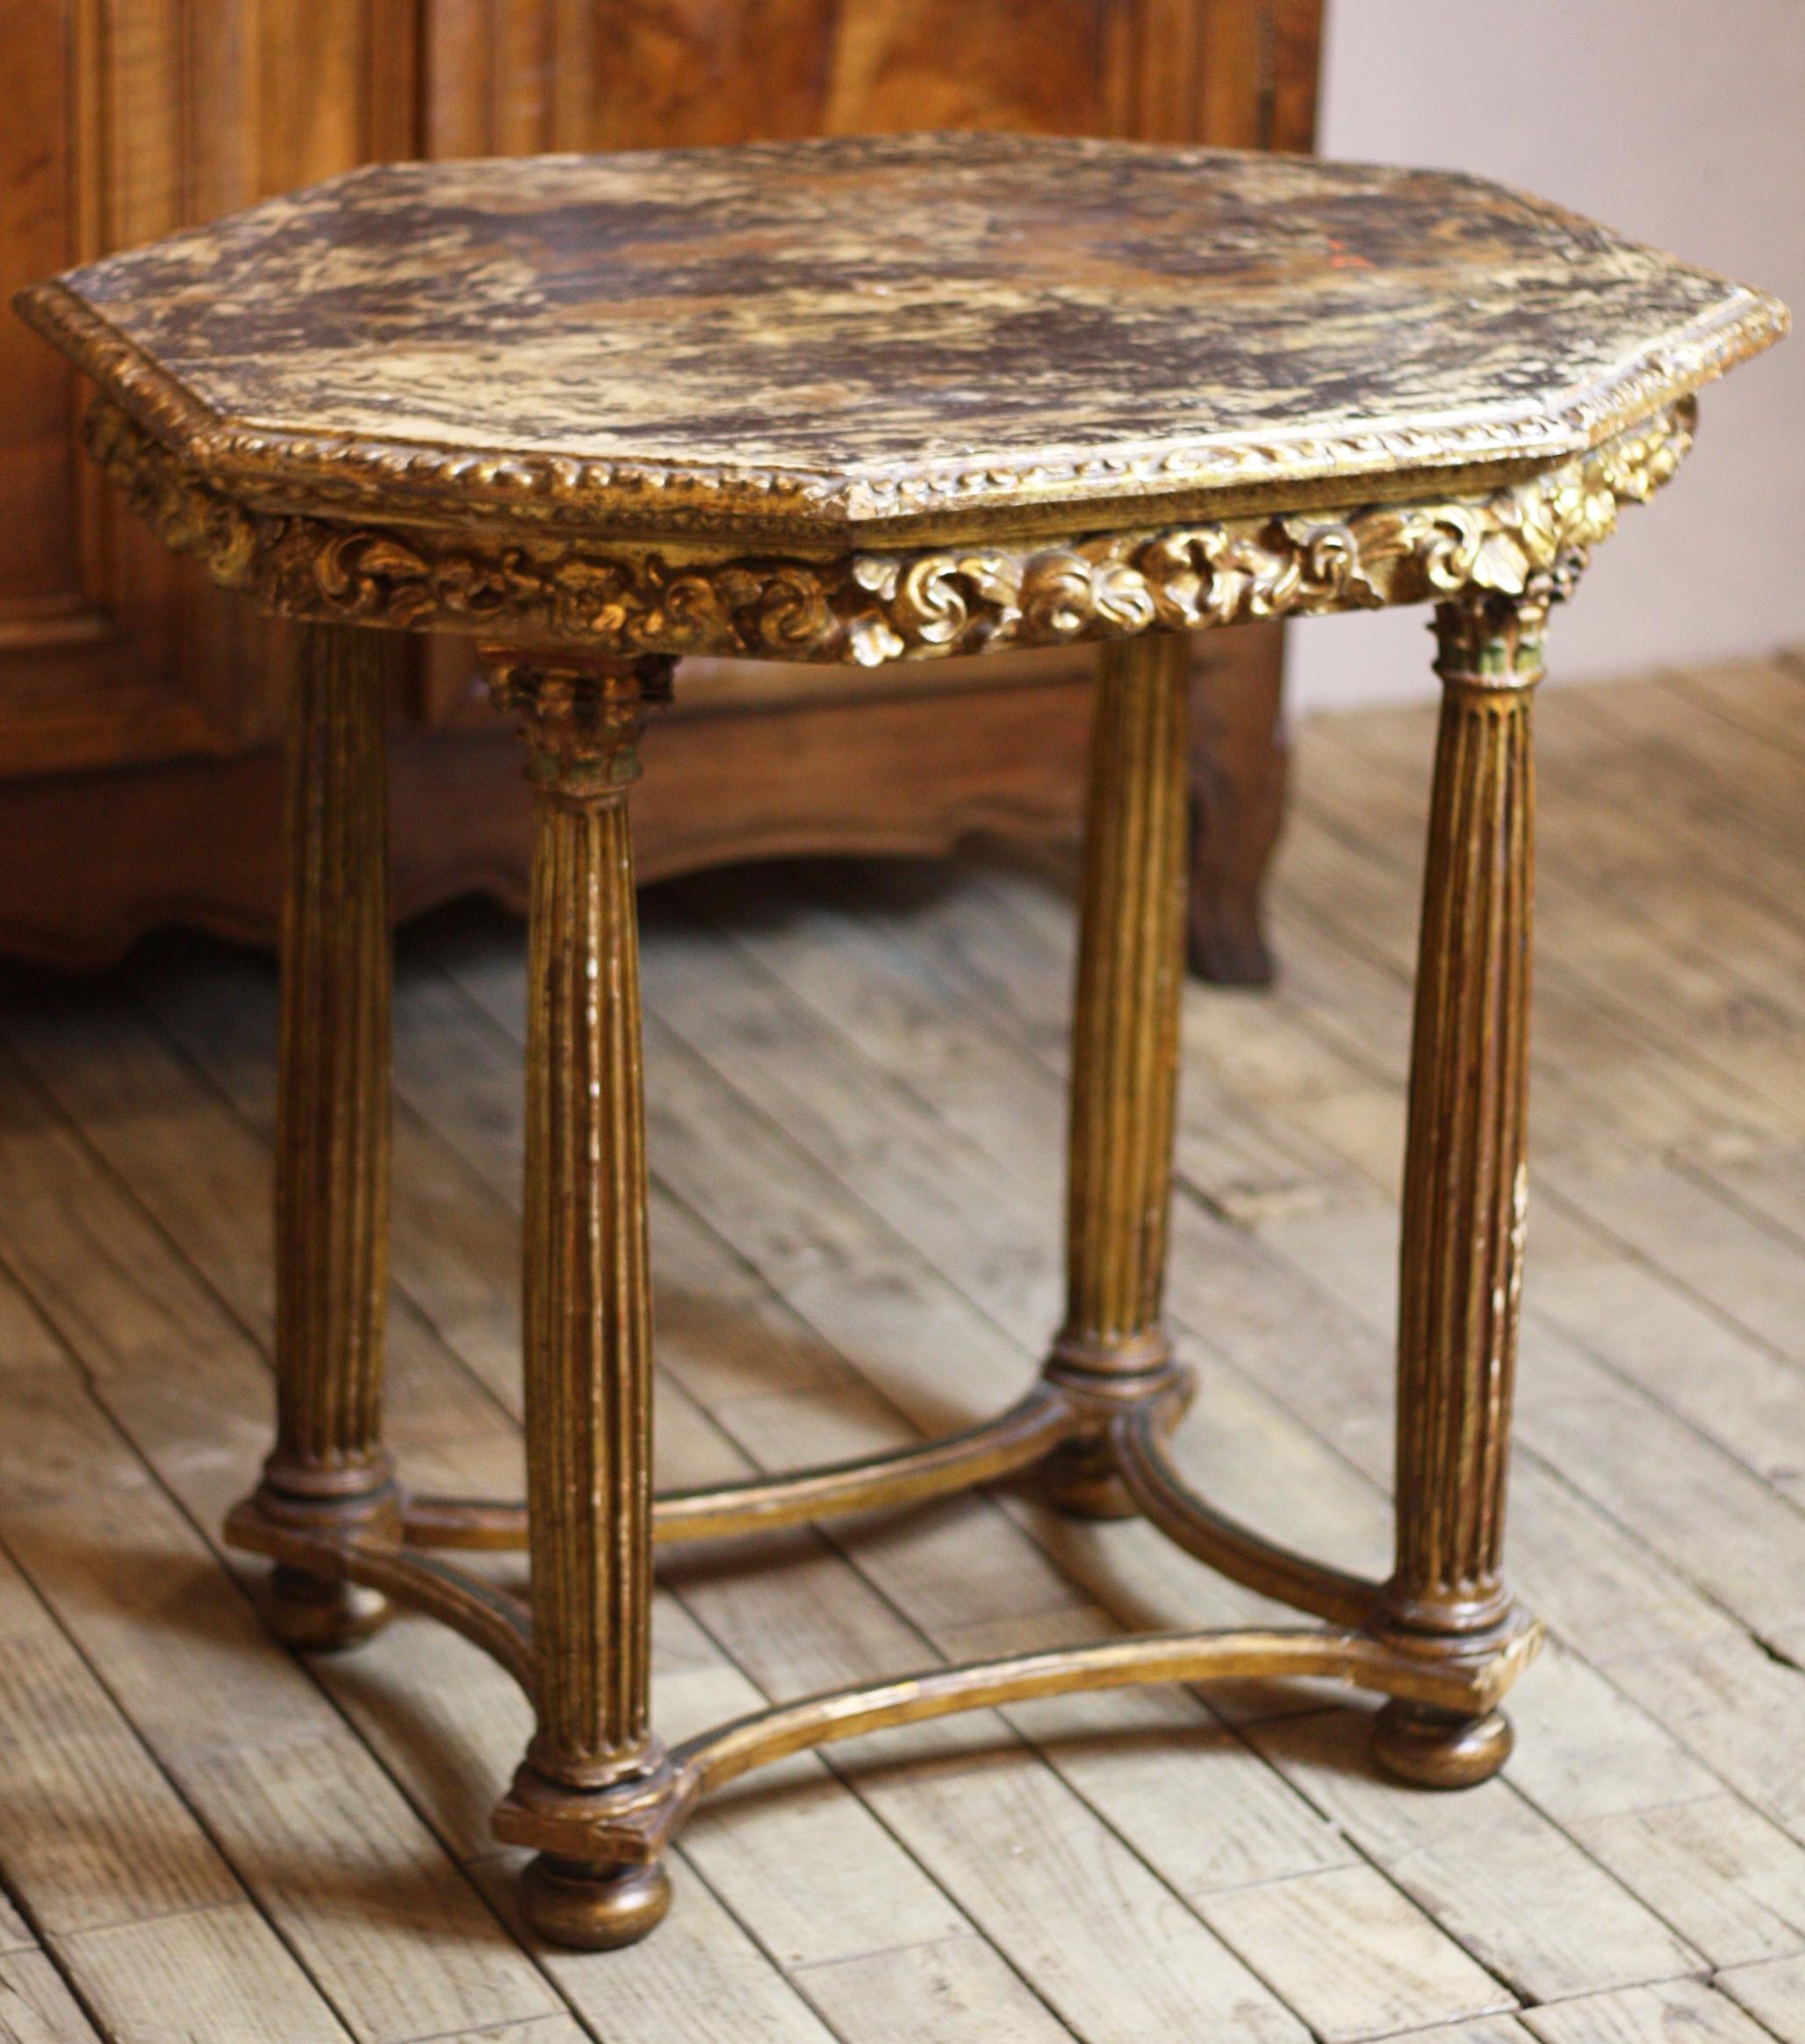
[18,133,1787,1951]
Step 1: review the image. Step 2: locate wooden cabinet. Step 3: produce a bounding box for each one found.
[0,0,1320,968]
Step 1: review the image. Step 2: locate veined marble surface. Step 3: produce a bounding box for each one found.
[18,133,1786,539]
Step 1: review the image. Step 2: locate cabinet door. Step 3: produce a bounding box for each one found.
[0,0,416,780]
[417,0,1319,151]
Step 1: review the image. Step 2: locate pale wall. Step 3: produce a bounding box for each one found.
[1287,0,1805,713]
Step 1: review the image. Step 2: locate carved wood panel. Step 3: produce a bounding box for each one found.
[0,0,423,776]
[414,0,1317,153]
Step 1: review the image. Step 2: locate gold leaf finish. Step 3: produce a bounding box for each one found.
[249,623,400,1651]
[47,131,1778,1952]
[83,394,1697,666]
[1370,587,1549,1790]
[485,648,676,1948]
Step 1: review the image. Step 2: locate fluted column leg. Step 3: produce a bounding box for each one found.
[251,621,397,1651]
[1372,590,1545,1788]
[1042,630,1193,1515]
[484,648,680,1951]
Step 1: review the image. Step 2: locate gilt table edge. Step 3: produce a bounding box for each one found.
[46,380,1711,670]
[12,270,1786,549]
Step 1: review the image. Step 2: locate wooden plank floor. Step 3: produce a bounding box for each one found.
[2,653,1803,2044]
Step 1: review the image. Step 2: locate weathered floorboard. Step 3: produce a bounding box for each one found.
[0,657,1800,2038]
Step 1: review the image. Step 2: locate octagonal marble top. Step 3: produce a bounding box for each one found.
[16,132,1787,543]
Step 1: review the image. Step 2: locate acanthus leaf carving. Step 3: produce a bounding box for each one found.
[83,395,1695,668]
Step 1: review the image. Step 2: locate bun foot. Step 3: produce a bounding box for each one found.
[520,1853,672,1950]
[1371,1700,1513,1788]
[1040,1439,1139,1521]
[261,1564,391,1652]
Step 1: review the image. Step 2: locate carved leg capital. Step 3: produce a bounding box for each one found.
[483,646,675,788]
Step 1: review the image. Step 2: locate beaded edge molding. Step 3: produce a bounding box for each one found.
[84,394,1696,667]
[19,273,1777,532]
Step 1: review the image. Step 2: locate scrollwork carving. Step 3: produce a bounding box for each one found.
[850,399,1690,659]
[83,395,1695,668]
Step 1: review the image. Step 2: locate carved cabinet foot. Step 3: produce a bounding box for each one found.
[1186,621,1287,987]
